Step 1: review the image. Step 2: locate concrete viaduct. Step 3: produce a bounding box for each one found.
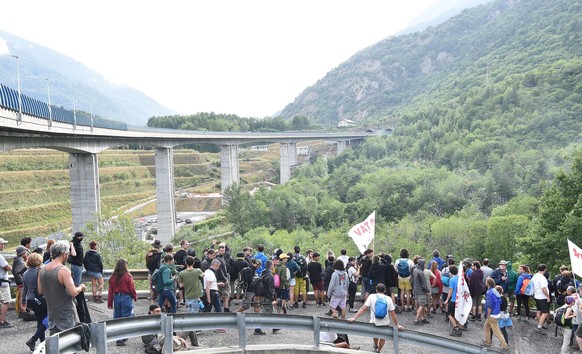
[0,106,371,243]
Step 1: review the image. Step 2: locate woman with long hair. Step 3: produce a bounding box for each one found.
[107,259,137,346]
[84,241,104,303]
[22,253,47,351]
[430,260,443,314]
[514,264,532,323]
[42,239,56,264]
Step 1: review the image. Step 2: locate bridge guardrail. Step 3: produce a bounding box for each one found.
[46,312,500,354]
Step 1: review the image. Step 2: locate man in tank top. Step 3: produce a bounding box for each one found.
[38,241,86,334]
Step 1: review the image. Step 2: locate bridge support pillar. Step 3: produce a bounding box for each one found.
[336,140,347,155]
[280,142,297,184]
[69,153,101,233]
[221,144,240,195]
[155,147,176,244]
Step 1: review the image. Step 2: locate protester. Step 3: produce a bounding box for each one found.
[13,245,30,318]
[307,252,325,306]
[204,259,224,314]
[42,239,56,264]
[22,253,47,350]
[532,264,551,335]
[412,258,430,325]
[346,257,359,313]
[157,254,177,314]
[469,261,486,321]
[444,265,462,337]
[69,231,85,286]
[0,238,12,328]
[292,246,309,308]
[482,277,509,351]
[254,260,276,335]
[84,241,104,303]
[327,259,349,319]
[515,264,532,323]
[107,258,137,346]
[395,249,414,312]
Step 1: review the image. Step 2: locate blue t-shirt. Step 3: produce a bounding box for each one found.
[449,275,459,303]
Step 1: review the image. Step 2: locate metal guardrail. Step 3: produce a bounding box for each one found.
[46,313,500,354]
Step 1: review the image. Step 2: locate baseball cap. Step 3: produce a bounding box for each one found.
[279,253,289,260]
[0,238,8,244]
[499,260,508,265]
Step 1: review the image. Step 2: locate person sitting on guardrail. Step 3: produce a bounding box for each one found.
[348,283,404,353]
[141,304,191,354]
[319,331,360,350]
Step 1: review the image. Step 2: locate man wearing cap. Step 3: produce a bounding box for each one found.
[38,241,86,334]
[13,245,30,318]
[69,231,85,286]
[491,260,509,294]
[0,238,13,328]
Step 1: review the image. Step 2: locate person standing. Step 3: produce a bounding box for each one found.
[177,256,204,315]
[0,238,12,328]
[395,248,414,312]
[107,258,137,346]
[69,232,85,287]
[173,240,190,306]
[43,239,56,264]
[307,253,325,306]
[253,244,268,276]
[13,245,30,318]
[346,257,359,313]
[359,249,374,301]
[327,260,349,319]
[204,259,224,313]
[337,249,349,268]
[483,278,509,351]
[469,261,486,321]
[22,253,47,350]
[157,254,177,314]
[491,260,509,295]
[38,241,86,334]
[254,260,276,335]
[412,258,430,325]
[532,263,551,335]
[444,265,462,337]
[481,258,494,285]
[84,241,104,303]
[292,246,308,308]
[348,283,404,353]
[515,264,532,323]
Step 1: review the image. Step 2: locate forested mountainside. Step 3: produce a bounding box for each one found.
[281,0,582,146]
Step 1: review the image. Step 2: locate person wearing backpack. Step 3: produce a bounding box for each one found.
[348,283,404,353]
[482,277,509,351]
[556,296,576,353]
[346,257,359,313]
[555,270,575,307]
[412,258,430,326]
[274,254,290,315]
[231,252,250,301]
[440,257,454,314]
[292,246,308,308]
[395,248,414,312]
[514,264,533,323]
[156,254,177,314]
[254,260,276,335]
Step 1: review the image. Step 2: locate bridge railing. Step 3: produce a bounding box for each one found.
[46,312,500,354]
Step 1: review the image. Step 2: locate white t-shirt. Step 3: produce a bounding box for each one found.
[204,269,218,291]
[337,255,349,268]
[364,293,395,326]
[0,255,9,287]
[347,266,358,283]
[531,272,548,300]
[319,331,337,343]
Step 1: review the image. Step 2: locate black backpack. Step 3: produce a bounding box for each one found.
[146,252,162,274]
[555,306,572,328]
[252,275,267,297]
[238,267,253,290]
[294,254,308,277]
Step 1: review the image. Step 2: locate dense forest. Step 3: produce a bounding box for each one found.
[147,0,582,273]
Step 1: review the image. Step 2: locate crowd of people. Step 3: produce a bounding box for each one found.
[2,234,582,353]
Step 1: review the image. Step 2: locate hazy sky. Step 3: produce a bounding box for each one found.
[0,0,442,117]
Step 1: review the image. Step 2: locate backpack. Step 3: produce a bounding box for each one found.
[555,306,572,328]
[252,275,267,296]
[151,267,164,290]
[147,252,162,274]
[294,255,308,277]
[238,266,253,290]
[524,280,535,296]
[397,259,410,278]
[274,273,281,289]
[441,267,451,286]
[374,295,388,319]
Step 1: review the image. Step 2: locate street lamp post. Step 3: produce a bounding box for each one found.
[89,99,94,131]
[70,91,77,129]
[11,55,22,123]
[44,77,52,127]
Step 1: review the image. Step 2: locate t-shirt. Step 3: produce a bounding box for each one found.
[532,273,549,300]
[0,255,9,287]
[449,275,459,303]
[364,293,394,326]
[307,261,323,283]
[319,331,337,343]
[177,268,204,299]
[395,258,414,279]
[204,269,218,291]
[337,255,349,268]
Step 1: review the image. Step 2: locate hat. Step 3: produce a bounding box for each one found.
[74,231,84,238]
[0,238,7,244]
[279,253,289,260]
[16,245,28,256]
[499,260,508,265]
[566,296,576,305]
[151,239,161,247]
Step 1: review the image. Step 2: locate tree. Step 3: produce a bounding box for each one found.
[223,183,261,236]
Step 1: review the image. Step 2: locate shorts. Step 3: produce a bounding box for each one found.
[330,295,346,309]
[294,277,306,295]
[576,322,582,338]
[240,291,257,310]
[289,278,296,286]
[417,294,429,306]
[277,288,290,301]
[218,282,231,299]
[387,286,397,296]
[86,271,103,279]
[398,278,412,291]
[312,280,324,291]
[431,287,440,295]
[507,291,515,301]
[535,298,550,313]
[0,286,10,304]
[472,295,483,307]
[447,302,456,317]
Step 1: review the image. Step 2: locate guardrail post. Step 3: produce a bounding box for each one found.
[392,325,399,354]
[45,334,59,354]
[91,322,108,354]
[237,312,247,349]
[161,314,174,354]
[313,316,320,349]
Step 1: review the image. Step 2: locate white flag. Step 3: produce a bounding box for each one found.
[455,261,472,325]
[348,211,375,254]
[568,239,582,276]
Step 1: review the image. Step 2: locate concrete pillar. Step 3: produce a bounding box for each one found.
[155,147,176,244]
[69,153,100,233]
[221,144,240,193]
[280,142,296,184]
[336,141,347,155]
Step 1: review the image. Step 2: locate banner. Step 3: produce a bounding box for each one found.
[455,261,472,326]
[348,211,375,254]
[568,239,582,276]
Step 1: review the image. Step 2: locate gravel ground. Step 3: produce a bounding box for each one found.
[1,297,571,354]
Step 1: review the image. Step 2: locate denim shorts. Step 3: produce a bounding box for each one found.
[87,271,103,279]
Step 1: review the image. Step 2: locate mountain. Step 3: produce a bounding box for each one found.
[280,0,582,136]
[0,30,174,126]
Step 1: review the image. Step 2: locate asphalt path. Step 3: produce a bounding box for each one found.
[1,297,571,353]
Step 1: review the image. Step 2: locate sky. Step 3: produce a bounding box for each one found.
[0,0,443,118]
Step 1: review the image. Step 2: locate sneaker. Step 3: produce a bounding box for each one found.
[536,327,547,335]
[421,319,430,324]
[293,302,299,308]
[450,328,462,337]
[145,348,162,354]
[272,329,281,333]
[302,303,307,308]
[413,320,423,325]
[500,347,509,352]
[0,321,13,328]
[331,313,338,319]
[522,318,530,324]
[406,307,412,312]
[476,314,482,321]
[325,310,333,316]
[116,341,127,346]
[462,323,468,331]
[26,338,36,351]
[214,328,227,333]
[469,315,476,322]
[481,339,491,347]
[349,308,358,313]
[254,330,266,335]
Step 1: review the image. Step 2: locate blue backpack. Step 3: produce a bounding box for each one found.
[374,295,388,319]
[397,259,410,278]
